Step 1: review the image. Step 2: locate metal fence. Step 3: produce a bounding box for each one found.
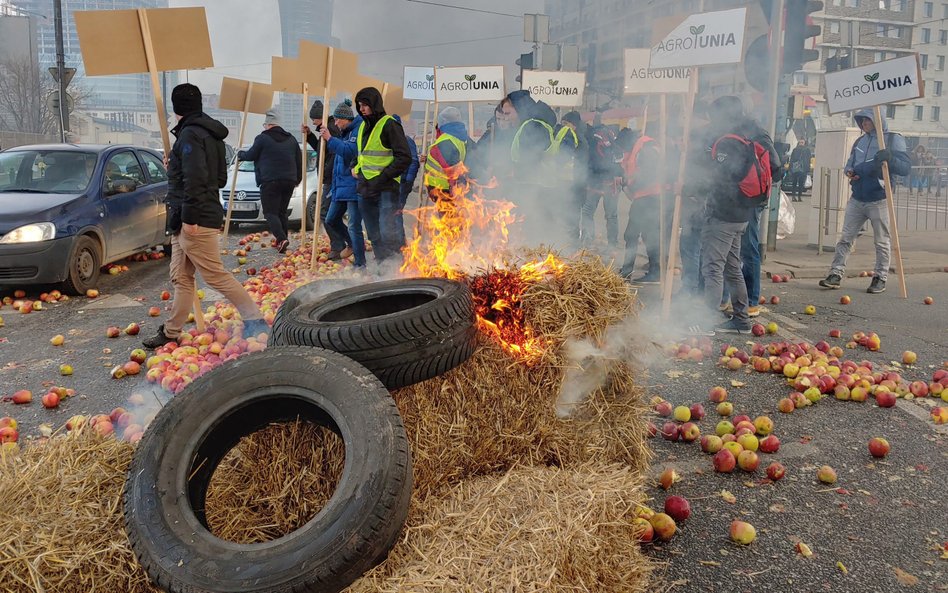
[816,166,948,246]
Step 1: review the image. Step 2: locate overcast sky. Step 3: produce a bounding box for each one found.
[174,0,544,97]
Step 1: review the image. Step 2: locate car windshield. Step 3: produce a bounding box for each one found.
[233,148,318,173]
[0,150,98,194]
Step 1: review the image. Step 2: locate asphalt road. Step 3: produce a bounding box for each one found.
[1,234,945,592]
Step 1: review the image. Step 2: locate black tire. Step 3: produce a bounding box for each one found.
[305,192,318,229]
[60,234,101,295]
[272,279,359,332]
[124,346,412,593]
[271,278,476,390]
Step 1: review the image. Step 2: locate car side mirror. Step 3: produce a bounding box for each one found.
[107,178,138,196]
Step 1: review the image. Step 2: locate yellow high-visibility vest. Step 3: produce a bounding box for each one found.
[423,133,467,190]
[510,118,554,163]
[356,115,401,183]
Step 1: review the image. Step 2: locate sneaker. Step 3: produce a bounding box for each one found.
[636,271,660,285]
[819,273,842,289]
[719,302,733,313]
[715,319,752,334]
[243,318,270,338]
[277,239,290,254]
[686,325,716,337]
[339,246,354,259]
[867,277,886,294]
[142,324,174,349]
[327,250,342,260]
[748,306,762,317]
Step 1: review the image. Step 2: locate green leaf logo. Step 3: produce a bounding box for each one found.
[425,74,434,81]
[865,73,880,82]
[693,24,706,35]
[549,79,559,86]
[689,25,699,35]
[464,74,476,82]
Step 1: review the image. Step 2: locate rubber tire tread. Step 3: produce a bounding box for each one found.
[123,346,412,593]
[271,278,476,390]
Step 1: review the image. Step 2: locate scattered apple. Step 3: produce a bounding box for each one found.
[804,305,816,315]
[689,403,706,421]
[124,323,141,336]
[840,295,851,305]
[654,401,673,417]
[11,390,31,404]
[148,306,161,317]
[923,296,934,305]
[49,334,65,346]
[106,326,121,338]
[673,405,691,422]
[680,422,701,442]
[751,323,765,336]
[753,416,774,436]
[709,386,728,403]
[766,322,779,334]
[41,392,60,409]
[817,465,837,484]
[0,426,18,444]
[715,420,735,436]
[713,449,737,473]
[868,437,890,458]
[766,462,786,481]
[659,467,680,490]
[875,390,897,408]
[662,422,680,442]
[59,364,73,376]
[722,441,744,458]
[86,289,99,298]
[664,496,691,522]
[700,435,724,454]
[634,517,654,543]
[160,290,171,301]
[759,435,780,454]
[777,398,795,413]
[737,450,760,472]
[902,351,917,365]
[729,520,757,544]
[649,512,677,541]
[770,296,780,305]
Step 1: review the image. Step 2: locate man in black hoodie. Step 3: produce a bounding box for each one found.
[238,109,302,253]
[353,87,412,264]
[143,84,266,349]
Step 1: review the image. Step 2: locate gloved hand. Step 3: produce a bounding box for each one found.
[875,148,892,163]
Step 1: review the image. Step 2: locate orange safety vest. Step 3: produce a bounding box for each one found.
[622,135,663,200]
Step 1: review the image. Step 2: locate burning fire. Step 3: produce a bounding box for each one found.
[401,165,564,360]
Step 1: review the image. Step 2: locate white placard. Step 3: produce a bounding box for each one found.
[434,65,506,103]
[824,54,923,114]
[403,66,435,101]
[624,49,692,95]
[521,70,586,107]
[649,8,747,69]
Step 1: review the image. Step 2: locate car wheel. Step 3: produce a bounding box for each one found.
[271,278,477,390]
[60,234,101,295]
[306,192,319,229]
[124,346,412,593]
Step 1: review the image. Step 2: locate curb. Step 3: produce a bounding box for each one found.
[763,265,947,280]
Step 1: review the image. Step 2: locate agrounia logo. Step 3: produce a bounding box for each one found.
[441,74,500,91]
[529,82,579,96]
[833,72,914,99]
[654,23,737,53]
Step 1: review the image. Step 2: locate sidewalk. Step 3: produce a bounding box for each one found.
[762,196,948,279]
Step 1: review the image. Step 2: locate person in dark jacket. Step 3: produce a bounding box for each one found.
[143,84,265,349]
[819,109,910,294]
[582,123,623,249]
[237,109,302,253]
[394,114,419,247]
[787,139,811,201]
[561,111,589,250]
[319,100,365,268]
[354,86,412,265]
[303,99,339,232]
[619,126,663,283]
[686,96,783,335]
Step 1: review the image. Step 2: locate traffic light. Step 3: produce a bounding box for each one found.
[515,51,534,84]
[784,0,823,74]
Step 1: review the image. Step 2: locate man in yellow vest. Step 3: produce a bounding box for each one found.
[618,126,664,283]
[423,107,470,200]
[353,86,412,265]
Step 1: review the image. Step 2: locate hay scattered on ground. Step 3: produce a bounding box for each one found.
[393,253,651,499]
[0,431,159,593]
[347,463,654,593]
[205,420,345,544]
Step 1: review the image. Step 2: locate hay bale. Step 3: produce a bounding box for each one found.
[393,254,651,499]
[0,432,159,593]
[346,463,654,593]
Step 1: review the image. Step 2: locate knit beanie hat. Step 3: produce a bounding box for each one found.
[438,106,462,127]
[333,98,355,121]
[264,109,280,126]
[171,83,202,116]
[309,99,325,120]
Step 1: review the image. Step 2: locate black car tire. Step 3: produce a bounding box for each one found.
[271,278,476,390]
[124,346,412,593]
[305,192,319,229]
[60,234,101,295]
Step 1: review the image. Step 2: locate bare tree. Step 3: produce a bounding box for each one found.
[0,56,86,135]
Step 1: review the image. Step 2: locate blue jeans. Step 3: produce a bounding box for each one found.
[325,199,365,267]
[359,190,402,263]
[741,206,764,305]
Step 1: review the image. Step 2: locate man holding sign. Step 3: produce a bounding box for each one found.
[819,111,910,294]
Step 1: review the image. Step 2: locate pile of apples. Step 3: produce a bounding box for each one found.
[125,247,166,263]
[1,288,70,315]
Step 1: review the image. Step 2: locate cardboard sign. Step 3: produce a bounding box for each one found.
[403,66,436,101]
[624,49,691,95]
[824,54,923,114]
[74,8,213,76]
[384,87,415,118]
[219,78,274,114]
[434,66,506,103]
[520,70,585,107]
[649,8,747,69]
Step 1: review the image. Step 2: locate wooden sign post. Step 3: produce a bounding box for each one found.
[218,77,275,242]
[823,54,923,299]
[75,6,215,331]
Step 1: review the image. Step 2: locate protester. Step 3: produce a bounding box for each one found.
[618,126,663,283]
[303,99,339,235]
[353,86,412,266]
[470,102,514,182]
[819,109,910,294]
[143,83,266,349]
[684,96,782,334]
[581,122,622,250]
[787,138,811,202]
[423,106,470,198]
[394,114,419,247]
[236,109,302,254]
[560,111,589,250]
[319,99,365,268]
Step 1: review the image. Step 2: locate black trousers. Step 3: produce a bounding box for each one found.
[260,179,295,243]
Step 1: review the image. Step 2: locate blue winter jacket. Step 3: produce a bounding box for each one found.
[325,116,362,202]
[845,109,911,202]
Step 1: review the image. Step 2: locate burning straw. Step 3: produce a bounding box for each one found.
[347,463,654,593]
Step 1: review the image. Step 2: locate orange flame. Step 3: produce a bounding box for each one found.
[401,163,563,359]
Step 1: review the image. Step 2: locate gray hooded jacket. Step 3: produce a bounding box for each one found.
[845,109,910,202]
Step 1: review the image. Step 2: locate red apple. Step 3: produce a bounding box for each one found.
[160,290,171,301]
[634,517,654,543]
[759,435,780,454]
[106,326,121,338]
[661,422,680,442]
[680,422,701,442]
[751,323,766,336]
[923,296,934,305]
[708,386,728,403]
[766,462,786,481]
[737,450,760,472]
[909,381,929,398]
[770,295,780,305]
[868,437,890,458]
[11,390,31,404]
[654,401,673,417]
[713,449,737,473]
[124,323,141,336]
[664,495,691,522]
[41,392,60,409]
[689,403,706,422]
[875,390,897,408]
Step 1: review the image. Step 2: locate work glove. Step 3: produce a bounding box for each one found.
[875,149,892,163]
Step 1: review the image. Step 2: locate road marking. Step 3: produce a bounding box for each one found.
[764,311,806,331]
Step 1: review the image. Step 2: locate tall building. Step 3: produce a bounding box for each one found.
[11,0,168,111]
[277,0,335,128]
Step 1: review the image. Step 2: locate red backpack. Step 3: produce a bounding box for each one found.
[711,134,773,200]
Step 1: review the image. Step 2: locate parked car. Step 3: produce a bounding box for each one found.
[0,144,169,294]
[219,145,320,230]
